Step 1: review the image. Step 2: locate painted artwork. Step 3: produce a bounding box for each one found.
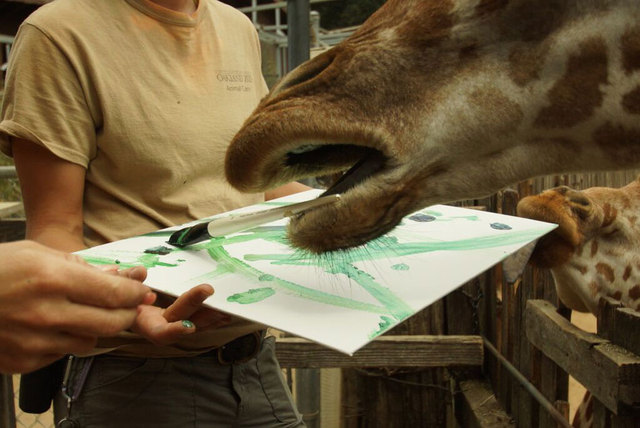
[77,190,556,355]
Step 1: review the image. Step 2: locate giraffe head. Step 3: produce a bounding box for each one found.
[517,177,640,314]
[226,0,640,253]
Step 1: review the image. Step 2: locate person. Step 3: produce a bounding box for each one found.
[0,0,308,426]
[0,240,154,374]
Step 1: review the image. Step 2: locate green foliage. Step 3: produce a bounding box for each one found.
[0,91,21,202]
[0,152,20,203]
[314,0,386,29]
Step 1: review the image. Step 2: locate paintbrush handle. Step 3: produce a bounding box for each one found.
[207,194,340,237]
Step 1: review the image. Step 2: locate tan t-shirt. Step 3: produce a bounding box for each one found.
[0,0,268,356]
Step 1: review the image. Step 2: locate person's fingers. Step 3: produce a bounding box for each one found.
[18,331,98,356]
[162,284,214,323]
[96,264,120,274]
[14,299,141,338]
[119,266,148,282]
[51,261,151,309]
[132,305,196,346]
[64,305,142,337]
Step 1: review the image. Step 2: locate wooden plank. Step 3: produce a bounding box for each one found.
[0,219,25,243]
[526,300,640,413]
[0,374,16,428]
[517,268,537,428]
[598,296,623,342]
[592,397,640,428]
[275,335,483,368]
[456,378,515,428]
[612,308,640,357]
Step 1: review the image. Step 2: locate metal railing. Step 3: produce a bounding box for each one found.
[238,0,355,80]
[0,167,17,179]
[1,34,13,78]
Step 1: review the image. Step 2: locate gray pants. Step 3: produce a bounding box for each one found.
[54,337,304,427]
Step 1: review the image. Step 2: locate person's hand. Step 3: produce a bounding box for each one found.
[0,241,154,374]
[132,284,232,346]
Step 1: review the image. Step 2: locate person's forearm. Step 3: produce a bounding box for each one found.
[265,181,312,200]
[26,223,87,253]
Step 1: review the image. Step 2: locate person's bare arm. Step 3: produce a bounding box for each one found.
[12,139,230,347]
[12,139,86,252]
[265,181,312,200]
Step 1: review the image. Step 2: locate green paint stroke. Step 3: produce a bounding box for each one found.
[391,263,410,271]
[326,263,413,320]
[370,315,395,339]
[228,287,276,304]
[81,253,178,269]
[243,240,413,321]
[205,244,390,315]
[242,228,543,321]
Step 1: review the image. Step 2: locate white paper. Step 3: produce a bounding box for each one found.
[77,190,556,355]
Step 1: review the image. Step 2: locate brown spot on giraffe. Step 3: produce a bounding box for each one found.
[601,203,618,228]
[622,86,640,115]
[458,43,479,61]
[596,262,615,283]
[508,44,549,87]
[630,285,640,300]
[396,1,455,50]
[475,0,508,17]
[593,122,640,165]
[468,87,524,134]
[573,414,581,428]
[623,265,632,281]
[575,264,588,275]
[590,240,599,257]
[535,38,609,128]
[584,392,593,421]
[609,290,623,300]
[501,0,570,42]
[589,280,601,299]
[621,26,640,74]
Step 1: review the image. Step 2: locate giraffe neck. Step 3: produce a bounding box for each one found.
[420,0,640,176]
[548,182,640,314]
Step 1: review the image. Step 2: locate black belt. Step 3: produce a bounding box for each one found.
[200,331,265,365]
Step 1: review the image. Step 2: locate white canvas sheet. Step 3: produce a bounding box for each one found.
[77,190,556,355]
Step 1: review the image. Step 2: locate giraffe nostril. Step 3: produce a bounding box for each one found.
[271,49,336,96]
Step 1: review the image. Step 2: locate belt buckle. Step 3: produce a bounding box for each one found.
[217,331,262,365]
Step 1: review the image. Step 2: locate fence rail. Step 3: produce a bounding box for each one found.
[0,167,16,179]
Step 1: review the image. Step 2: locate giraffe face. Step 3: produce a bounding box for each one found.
[517,178,640,314]
[226,0,640,252]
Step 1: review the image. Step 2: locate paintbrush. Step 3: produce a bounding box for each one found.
[168,194,341,247]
